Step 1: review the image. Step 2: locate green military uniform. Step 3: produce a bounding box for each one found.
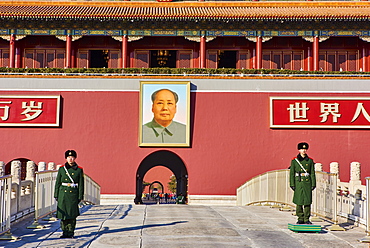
[289,143,316,224]
[142,119,186,143]
[54,153,84,238]
[176,194,186,204]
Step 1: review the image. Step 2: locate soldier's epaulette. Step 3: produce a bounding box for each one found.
[291,157,297,161]
[78,166,83,169]
[60,165,65,167]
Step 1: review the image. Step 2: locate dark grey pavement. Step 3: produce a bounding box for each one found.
[1,204,369,248]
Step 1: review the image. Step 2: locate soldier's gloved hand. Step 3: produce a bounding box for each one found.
[311,186,316,191]
[54,197,58,202]
[290,186,295,191]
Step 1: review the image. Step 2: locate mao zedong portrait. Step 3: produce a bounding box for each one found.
[142,89,186,143]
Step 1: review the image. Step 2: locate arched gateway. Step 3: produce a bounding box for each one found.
[134,150,188,204]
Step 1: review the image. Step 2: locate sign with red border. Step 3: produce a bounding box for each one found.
[270,97,370,129]
[0,96,60,127]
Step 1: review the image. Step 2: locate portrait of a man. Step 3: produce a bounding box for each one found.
[140,82,190,147]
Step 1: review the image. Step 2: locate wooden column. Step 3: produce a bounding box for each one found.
[200,36,206,68]
[256,36,262,69]
[66,35,72,68]
[122,35,128,68]
[71,48,76,68]
[313,36,319,71]
[9,34,15,68]
[362,45,367,72]
[307,46,312,71]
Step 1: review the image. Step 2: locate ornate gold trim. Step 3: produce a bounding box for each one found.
[360,36,370,43]
[246,36,272,43]
[184,36,216,42]
[55,35,82,41]
[128,36,144,42]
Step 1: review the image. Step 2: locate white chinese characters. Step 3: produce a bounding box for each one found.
[21,101,43,121]
[287,101,370,123]
[287,102,309,122]
[0,101,12,121]
[351,103,370,123]
[0,100,44,122]
[320,103,341,123]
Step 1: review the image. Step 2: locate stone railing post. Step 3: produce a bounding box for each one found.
[315,163,323,172]
[350,162,362,196]
[0,161,4,176]
[11,160,21,212]
[350,162,361,183]
[11,160,21,182]
[330,162,340,180]
[26,161,36,181]
[47,162,56,171]
[38,162,46,172]
[330,162,345,195]
[0,161,5,177]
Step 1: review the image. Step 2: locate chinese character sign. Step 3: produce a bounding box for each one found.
[0,96,60,127]
[270,97,370,128]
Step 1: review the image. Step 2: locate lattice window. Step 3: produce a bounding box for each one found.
[262,54,270,69]
[78,50,88,68]
[283,54,291,70]
[237,50,250,69]
[24,49,65,68]
[319,54,325,71]
[348,53,357,71]
[109,50,120,68]
[46,52,54,68]
[56,52,65,68]
[272,54,281,69]
[292,54,302,71]
[0,50,9,67]
[319,50,359,71]
[262,50,303,70]
[207,51,217,69]
[327,54,336,71]
[135,51,149,68]
[177,50,192,68]
[24,50,34,68]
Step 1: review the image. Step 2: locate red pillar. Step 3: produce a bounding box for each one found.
[313,36,319,71]
[122,35,128,68]
[15,46,21,68]
[307,46,312,71]
[71,48,76,68]
[200,36,206,68]
[362,45,367,72]
[66,35,72,68]
[9,34,15,68]
[256,36,262,69]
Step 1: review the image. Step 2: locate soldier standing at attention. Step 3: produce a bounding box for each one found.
[289,142,316,224]
[54,150,84,238]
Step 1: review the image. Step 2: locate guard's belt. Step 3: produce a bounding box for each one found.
[62,183,78,188]
[295,173,310,177]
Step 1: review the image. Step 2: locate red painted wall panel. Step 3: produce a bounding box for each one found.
[0,90,369,195]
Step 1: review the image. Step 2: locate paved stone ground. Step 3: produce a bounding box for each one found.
[0,204,369,248]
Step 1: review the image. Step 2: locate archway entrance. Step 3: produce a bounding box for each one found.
[135,150,188,204]
[149,181,164,194]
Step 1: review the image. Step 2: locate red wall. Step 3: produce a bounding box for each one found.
[1,90,369,195]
